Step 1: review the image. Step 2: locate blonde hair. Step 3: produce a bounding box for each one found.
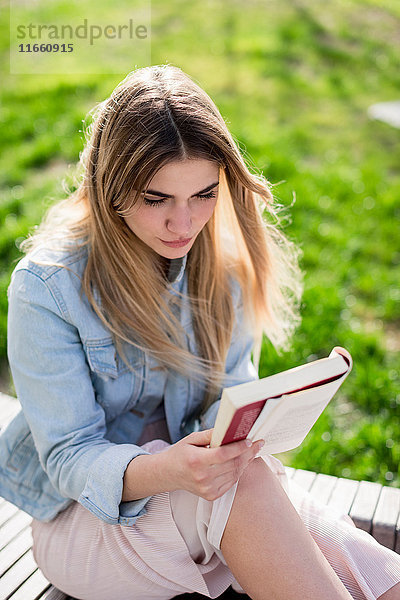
[21,64,303,415]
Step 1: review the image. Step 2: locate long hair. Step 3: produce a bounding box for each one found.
[20,64,303,415]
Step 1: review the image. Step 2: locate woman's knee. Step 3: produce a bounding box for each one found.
[221,459,282,543]
[236,456,276,495]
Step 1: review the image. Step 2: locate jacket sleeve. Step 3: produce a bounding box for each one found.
[199,285,259,431]
[7,267,152,526]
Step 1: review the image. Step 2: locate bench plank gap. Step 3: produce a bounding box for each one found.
[349,480,382,533]
[309,472,338,505]
[284,466,296,479]
[372,486,400,550]
[0,549,38,599]
[8,567,51,600]
[291,468,317,491]
[0,502,20,529]
[328,477,359,516]
[0,526,33,577]
[0,510,33,552]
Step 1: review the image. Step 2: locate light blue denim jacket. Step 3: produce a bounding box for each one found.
[0,244,258,527]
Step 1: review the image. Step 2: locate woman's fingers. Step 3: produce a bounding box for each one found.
[186,428,214,446]
[170,430,265,501]
[211,447,259,482]
[206,438,264,467]
[211,453,259,498]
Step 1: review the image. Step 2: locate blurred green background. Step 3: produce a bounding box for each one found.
[1,0,399,485]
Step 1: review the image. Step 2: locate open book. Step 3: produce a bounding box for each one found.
[210,347,352,456]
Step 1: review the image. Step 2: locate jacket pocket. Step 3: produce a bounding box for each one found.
[85,338,144,379]
[85,338,120,379]
[84,338,146,419]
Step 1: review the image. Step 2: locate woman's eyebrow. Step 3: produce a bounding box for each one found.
[143,181,219,198]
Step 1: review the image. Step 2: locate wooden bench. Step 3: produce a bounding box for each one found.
[1,392,400,600]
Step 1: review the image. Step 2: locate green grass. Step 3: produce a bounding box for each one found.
[1,0,399,486]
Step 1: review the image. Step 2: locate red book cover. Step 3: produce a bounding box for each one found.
[220,398,267,444]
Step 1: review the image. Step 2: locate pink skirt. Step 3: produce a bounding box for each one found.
[31,421,400,600]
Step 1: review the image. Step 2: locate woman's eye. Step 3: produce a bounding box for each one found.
[143,190,217,207]
[143,197,165,207]
[197,191,217,200]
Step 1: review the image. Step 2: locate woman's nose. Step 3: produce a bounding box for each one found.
[166,206,192,236]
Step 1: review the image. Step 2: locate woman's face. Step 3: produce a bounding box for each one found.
[124,158,220,259]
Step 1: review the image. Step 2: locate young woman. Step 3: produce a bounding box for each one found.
[1,64,400,600]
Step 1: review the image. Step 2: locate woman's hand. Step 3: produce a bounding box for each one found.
[162,429,265,501]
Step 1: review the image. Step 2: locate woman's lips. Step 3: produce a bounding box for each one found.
[160,237,192,248]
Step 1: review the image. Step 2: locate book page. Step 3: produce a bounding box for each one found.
[248,375,346,456]
[247,396,280,438]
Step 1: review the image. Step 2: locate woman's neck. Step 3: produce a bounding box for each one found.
[159,257,170,278]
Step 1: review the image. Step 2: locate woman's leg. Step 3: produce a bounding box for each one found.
[379,584,400,599]
[220,457,353,600]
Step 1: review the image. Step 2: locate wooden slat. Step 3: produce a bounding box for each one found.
[372,486,400,550]
[283,466,296,479]
[349,480,382,533]
[328,476,360,516]
[291,468,317,491]
[309,473,338,505]
[8,567,51,600]
[0,511,32,552]
[0,526,33,577]
[0,549,38,599]
[0,502,19,529]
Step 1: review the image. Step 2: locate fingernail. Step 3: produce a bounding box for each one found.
[245,439,252,447]
[258,441,265,449]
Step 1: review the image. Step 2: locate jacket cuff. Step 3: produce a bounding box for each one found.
[78,443,152,526]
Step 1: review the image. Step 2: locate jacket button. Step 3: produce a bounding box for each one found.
[130,408,145,418]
